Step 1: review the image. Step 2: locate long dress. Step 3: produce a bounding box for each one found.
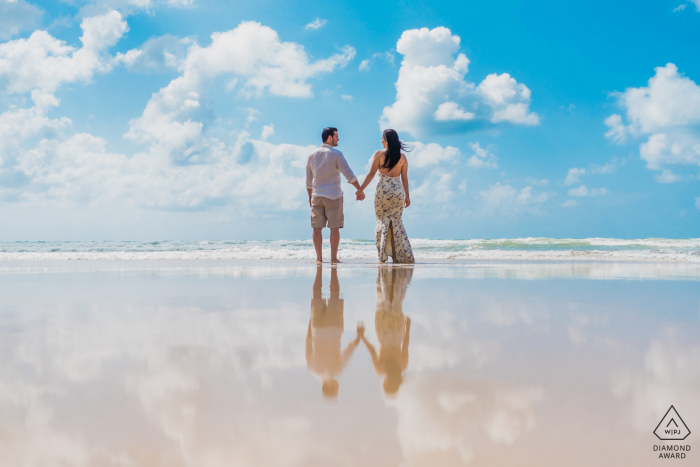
[374,173,415,263]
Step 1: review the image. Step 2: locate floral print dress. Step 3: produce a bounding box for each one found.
[374,174,415,263]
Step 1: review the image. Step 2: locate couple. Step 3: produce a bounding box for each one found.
[306,127,415,264]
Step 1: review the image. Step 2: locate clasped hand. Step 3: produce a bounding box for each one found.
[355,189,365,201]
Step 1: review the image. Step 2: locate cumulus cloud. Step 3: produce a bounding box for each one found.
[124,21,354,159]
[562,199,577,207]
[0,18,352,212]
[564,167,586,185]
[605,63,700,177]
[304,18,327,30]
[0,10,127,94]
[380,27,538,137]
[13,130,315,211]
[0,0,43,40]
[696,197,700,209]
[656,169,681,183]
[410,141,460,168]
[466,142,497,169]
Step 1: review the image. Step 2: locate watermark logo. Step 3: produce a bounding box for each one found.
[654,406,691,441]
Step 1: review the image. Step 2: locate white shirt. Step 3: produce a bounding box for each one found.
[306,144,357,200]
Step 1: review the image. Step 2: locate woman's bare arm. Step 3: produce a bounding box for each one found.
[401,155,410,208]
[359,151,382,192]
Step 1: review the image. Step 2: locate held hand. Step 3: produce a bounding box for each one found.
[357,321,365,337]
[356,190,365,201]
[405,317,411,329]
[404,196,411,208]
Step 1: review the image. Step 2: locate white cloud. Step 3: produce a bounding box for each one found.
[434,101,474,122]
[409,141,460,168]
[466,142,497,169]
[479,183,548,212]
[304,18,327,30]
[0,0,42,40]
[0,10,128,94]
[565,167,586,185]
[113,33,188,72]
[380,27,538,137]
[0,18,355,212]
[341,94,352,101]
[562,200,577,207]
[590,158,621,174]
[477,73,540,125]
[604,114,627,144]
[568,185,588,197]
[568,185,608,197]
[12,130,315,211]
[656,169,681,183]
[696,197,700,209]
[605,63,700,175]
[260,124,274,141]
[358,51,394,71]
[124,21,355,155]
[673,4,687,12]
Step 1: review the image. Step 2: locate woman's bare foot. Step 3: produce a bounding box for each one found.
[331,258,343,264]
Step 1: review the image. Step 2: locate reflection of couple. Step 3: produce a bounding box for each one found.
[305,267,413,398]
[306,127,415,264]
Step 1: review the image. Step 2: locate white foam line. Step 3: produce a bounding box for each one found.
[1,248,700,262]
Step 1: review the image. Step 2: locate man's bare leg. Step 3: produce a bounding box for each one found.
[313,228,324,263]
[330,228,341,263]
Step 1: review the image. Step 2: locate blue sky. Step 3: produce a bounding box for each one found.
[1,0,699,241]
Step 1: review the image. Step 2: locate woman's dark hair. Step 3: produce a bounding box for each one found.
[322,127,338,143]
[382,129,411,170]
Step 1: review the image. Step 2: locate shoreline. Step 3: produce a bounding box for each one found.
[2,258,699,281]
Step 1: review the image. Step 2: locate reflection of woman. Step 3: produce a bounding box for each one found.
[361,267,413,395]
[306,267,362,399]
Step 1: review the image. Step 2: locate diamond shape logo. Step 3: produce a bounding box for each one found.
[654,406,691,441]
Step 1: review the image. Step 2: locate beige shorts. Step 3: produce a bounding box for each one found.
[311,196,344,228]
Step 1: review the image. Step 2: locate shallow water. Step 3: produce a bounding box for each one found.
[0,261,698,466]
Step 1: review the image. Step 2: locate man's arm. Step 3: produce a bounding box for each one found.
[306,156,314,207]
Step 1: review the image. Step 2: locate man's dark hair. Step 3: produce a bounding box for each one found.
[322,127,338,143]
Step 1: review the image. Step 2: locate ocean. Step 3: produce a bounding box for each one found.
[1,238,699,262]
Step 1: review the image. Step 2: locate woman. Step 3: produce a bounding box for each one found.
[358,129,415,263]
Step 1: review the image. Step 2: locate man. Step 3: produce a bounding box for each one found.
[306,127,364,264]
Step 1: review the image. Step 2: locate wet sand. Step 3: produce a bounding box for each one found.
[0,260,698,466]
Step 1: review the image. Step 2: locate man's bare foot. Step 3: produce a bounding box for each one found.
[330,258,343,264]
[316,259,323,264]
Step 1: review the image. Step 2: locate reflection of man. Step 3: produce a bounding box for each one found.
[306,266,363,398]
